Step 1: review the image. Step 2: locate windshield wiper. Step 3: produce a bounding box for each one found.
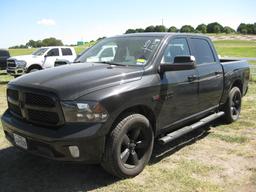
[93,61,126,66]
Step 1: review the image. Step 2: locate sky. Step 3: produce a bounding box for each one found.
[0,0,255,48]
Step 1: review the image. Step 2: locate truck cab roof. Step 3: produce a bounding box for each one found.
[116,32,210,39]
[40,46,75,49]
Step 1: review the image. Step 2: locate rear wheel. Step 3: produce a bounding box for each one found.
[223,87,242,123]
[101,114,154,178]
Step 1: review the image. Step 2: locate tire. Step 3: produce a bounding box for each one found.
[27,65,42,73]
[222,87,242,123]
[101,114,154,178]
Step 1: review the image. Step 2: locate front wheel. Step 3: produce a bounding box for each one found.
[223,87,242,123]
[101,114,154,178]
[28,68,39,73]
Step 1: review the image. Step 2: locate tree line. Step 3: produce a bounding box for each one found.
[9,22,256,49]
[125,22,256,34]
[9,37,63,49]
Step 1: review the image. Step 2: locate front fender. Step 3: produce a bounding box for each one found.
[77,74,161,135]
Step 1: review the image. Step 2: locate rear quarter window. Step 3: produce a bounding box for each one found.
[190,38,215,64]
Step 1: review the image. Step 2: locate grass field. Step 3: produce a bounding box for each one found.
[1,39,256,191]
[249,60,256,65]
[214,40,256,58]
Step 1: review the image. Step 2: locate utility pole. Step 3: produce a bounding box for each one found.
[162,18,164,26]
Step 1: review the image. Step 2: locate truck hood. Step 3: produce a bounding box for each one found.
[9,63,144,100]
[10,55,41,61]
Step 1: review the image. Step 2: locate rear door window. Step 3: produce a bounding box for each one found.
[61,48,73,56]
[190,38,215,64]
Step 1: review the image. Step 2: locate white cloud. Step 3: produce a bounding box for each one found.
[37,19,56,26]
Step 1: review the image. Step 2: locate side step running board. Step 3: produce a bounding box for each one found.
[158,111,225,144]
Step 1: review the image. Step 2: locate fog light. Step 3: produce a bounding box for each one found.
[68,146,80,158]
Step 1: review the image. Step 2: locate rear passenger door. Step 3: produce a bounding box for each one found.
[61,48,75,62]
[189,38,223,111]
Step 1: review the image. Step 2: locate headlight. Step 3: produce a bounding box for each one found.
[61,101,109,123]
[16,60,27,67]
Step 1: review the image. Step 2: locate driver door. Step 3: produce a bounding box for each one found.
[43,48,60,68]
[158,37,199,130]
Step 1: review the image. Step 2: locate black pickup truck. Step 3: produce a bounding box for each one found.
[0,49,10,70]
[1,33,250,178]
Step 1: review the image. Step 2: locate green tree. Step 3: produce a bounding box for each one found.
[135,28,144,33]
[26,40,36,48]
[154,25,166,32]
[97,37,106,41]
[246,24,254,34]
[237,23,247,34]
[180,25,194,33]
[168,26,178,32]
[237,23,256,34]
[196,24,207,33]
[253,23,256,34]
[26,40,43,48]
[145,25,155,32]
[41,37,63,46]
[213,25,221,33]
[125,29,136,34]
[207,22,224,33]
[223,26,235,34]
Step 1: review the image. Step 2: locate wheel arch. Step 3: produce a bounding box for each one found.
[220,78,244,110]
[111,105,157,136]
[231,79,243,94]
[27,64,42,72]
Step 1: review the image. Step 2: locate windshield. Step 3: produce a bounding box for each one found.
[77,36,163,66]
[32,48,48,56]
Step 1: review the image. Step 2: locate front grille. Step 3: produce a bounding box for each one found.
[7,60,16,67]
[7,87,63,127]
[25,93,56,107]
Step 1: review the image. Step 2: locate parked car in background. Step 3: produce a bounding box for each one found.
[54,45,117,66]
[2,33,250,178]
[0,49,10,70]
[7,46,76,76]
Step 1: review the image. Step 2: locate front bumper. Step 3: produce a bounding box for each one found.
[1,110,106,163]
[7,67,25,76]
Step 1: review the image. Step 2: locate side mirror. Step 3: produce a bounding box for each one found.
[159,55,196,73]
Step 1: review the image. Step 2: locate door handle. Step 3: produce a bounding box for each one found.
[187,75,197,82]
[215,71,222,75]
